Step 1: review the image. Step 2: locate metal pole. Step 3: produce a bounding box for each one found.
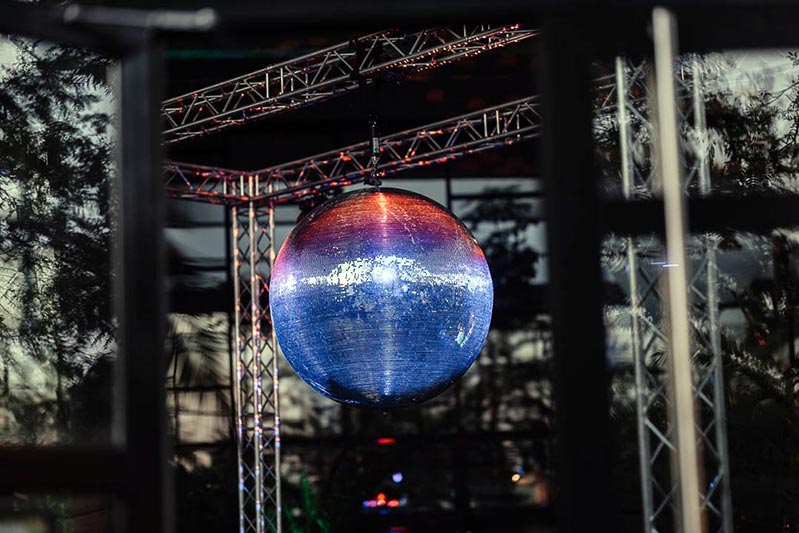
[117,34,174,533]
[617,56,656,532]
[541,15,615,531]
[266,184,283,533]
[230,178,247,533]
[232,177,281,532]
[617,58,635,199]
[248,179,265,533]
[693,56,734,533]
[692,59,711,197]
[706,240,734,532]
[652,8,705,533]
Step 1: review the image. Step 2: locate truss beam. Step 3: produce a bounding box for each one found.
[162,25,538,144]
[231,179,281,533]
[165,96,541,205]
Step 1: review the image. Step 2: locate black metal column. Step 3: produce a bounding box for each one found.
[118,35,173,533]
[540,17,615,532]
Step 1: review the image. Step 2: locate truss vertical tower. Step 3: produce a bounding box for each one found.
[613,56,733,533]
[229,175,281,533]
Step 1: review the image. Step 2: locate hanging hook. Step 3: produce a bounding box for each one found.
[365,115,382,187]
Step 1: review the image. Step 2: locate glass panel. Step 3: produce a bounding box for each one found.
[280,438,555,533]
[689,227,799,531]
[602,226,799,531]
[167,314,232,445]
[0,36,118,446]
[594,50,799,200]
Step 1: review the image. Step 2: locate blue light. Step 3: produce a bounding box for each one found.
[392,472,403,483]
[270,188,493,408]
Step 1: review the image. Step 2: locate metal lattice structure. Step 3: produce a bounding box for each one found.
[166,48,736,532]
[165,100,539,532]
[229,177,282,533]
[161,25,538,144]
[165,96,541,205]
[165,31,736,529]
[610,56,733,532]
[163,24,538,533]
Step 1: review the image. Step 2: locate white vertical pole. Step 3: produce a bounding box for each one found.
[652,7,705,533]
[616,56,657,532]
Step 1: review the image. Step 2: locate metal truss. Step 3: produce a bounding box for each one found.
[230,177,282,533]
[166,50,734,532]
[163,21,537,531]
[611,56,733,533]
[165,96,541,205]
[164,95,540,533]
[161,24,538,144]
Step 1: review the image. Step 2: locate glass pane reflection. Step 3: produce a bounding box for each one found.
[594,50,799,199]
[603,227,799,530]
[0,36,117,446]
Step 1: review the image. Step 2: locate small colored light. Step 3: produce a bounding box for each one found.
[387,499,400,508]
[376,437,396,445]
[511,473,521,483]
[392,472,403,483]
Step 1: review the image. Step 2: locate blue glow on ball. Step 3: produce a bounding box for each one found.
[270,188,493,408]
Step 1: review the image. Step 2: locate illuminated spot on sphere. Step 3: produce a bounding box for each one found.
[270,187,493,408]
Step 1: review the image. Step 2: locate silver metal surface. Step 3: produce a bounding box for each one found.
[161,25,538,144]
[164,96,542,206]
[231,179,281,533]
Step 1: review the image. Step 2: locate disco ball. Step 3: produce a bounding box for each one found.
[270,187,493,408]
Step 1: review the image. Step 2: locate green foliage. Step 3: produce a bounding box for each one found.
[0,37,114,442]
[282,473,331,533]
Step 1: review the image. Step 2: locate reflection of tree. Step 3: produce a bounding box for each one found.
[596,55,799,531]
[681,59,799,532]
[0,39,114,443]
[166,314,233,445]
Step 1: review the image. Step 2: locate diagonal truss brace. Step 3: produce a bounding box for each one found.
[613,56,734,533]
[164,96,541,205]
[161,25,538,144]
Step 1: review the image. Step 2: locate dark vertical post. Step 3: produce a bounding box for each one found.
[117,33,173,533]
[540,17,615,532]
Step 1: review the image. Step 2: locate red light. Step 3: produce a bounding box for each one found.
[376,437,396,445]
[387,499,400,508]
